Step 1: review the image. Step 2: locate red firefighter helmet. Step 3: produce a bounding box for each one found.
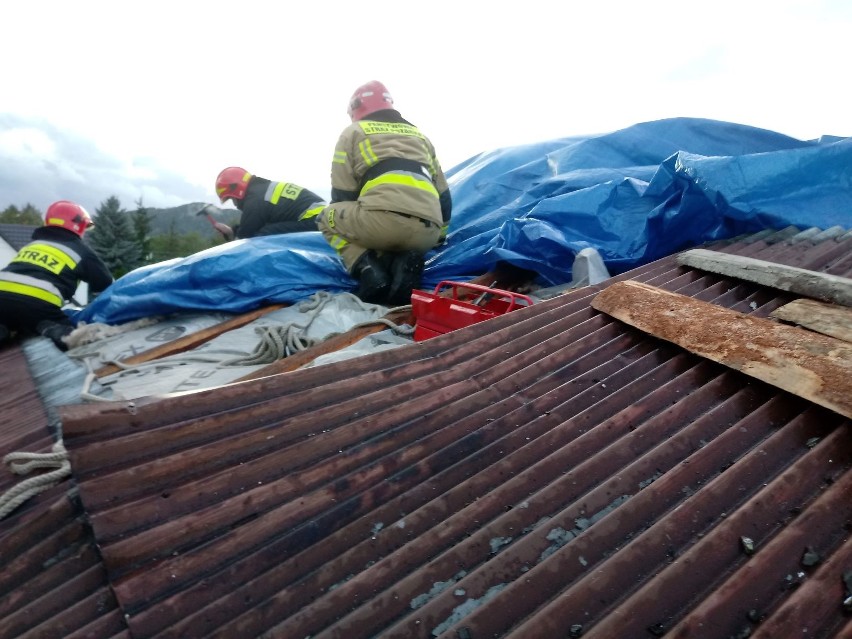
[44,200,94,237]
[215,167,252,203]
[347,80,394,121]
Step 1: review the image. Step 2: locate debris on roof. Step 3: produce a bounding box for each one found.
[88,305,285,378]
[65,293,406,401]
[770,298,852,342]
[678,248,852,306]
[591,279,852,418]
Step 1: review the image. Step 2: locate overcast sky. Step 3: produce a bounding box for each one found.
[2,0,849,216]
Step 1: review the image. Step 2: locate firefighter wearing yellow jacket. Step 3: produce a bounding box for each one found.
[0,201,113,351]
[318,80,452,305]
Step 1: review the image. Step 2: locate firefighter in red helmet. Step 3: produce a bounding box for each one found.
[0,201,113,351]
[317,81,453,305]
[213,167,326,240]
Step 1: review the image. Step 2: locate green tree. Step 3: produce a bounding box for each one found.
[132,198,153,264]
[87,196,144,278]
[149,220,216,263]
[149,218,182,263]
[0,203,42,225]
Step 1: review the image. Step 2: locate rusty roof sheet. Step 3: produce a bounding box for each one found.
[0,224,852,639]
[0,344,128,639]
[42,225,852,638]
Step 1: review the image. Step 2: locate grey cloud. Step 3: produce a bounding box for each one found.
[0,114,208,214]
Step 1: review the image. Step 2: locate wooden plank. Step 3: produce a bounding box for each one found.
[234,263,539,382]
[770,298,852,343]
[95,304,286,378]
[234,308,415,381]
[591,280,852,419]
[677,248,852,306]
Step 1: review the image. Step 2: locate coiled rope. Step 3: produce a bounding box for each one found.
[0,439,71,520]
[221,292,414,367]
[76,292,417,396]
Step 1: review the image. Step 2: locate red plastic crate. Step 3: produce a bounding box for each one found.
[410,281,534,341]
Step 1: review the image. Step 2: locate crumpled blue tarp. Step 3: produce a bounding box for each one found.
[75,117,852,325]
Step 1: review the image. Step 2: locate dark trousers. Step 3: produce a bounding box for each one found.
[0,292,72,336]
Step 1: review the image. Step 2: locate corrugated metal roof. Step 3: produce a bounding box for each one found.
[0,343,127,639]
[54,225,852,638]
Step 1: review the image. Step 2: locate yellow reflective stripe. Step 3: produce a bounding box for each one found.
[38,240,83,263]
[358,139,379,166]
[333,150,347,165]
[361,172,440,198]
[268,181,286,204]
[299,205,324,220]
[422,140,439,176]
[359,121,425,138]
[0,280,63,306]
[12,242,78,275]
[329,235,348,252]
[266,182,303,205]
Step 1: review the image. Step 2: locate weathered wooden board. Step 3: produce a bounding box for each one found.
[234,263,538,382]
[95,304,286,378]
[591,280,852,419]
[234,308,415,381]
[677,248,852,306]
[770,298,852,343]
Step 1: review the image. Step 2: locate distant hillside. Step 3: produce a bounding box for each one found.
[5,203,242,240]
[142,203,240,239]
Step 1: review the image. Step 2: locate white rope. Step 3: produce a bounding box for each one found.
[75,293,416,400]
[349,308,416,336]
[0,439,71,520]
[220,292,341,367]
[221,296,416,366]
[79,357,117,403]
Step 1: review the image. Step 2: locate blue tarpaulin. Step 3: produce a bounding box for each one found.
[75,117,852,325]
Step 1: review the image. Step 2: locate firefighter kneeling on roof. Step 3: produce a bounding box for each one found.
[0,201,113,351]
[318,80,452,306]
[213,167,326,240]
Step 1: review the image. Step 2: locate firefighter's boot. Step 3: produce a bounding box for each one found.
[36,320,72,352]
[387,250,425,306]
[351,250,392,305]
